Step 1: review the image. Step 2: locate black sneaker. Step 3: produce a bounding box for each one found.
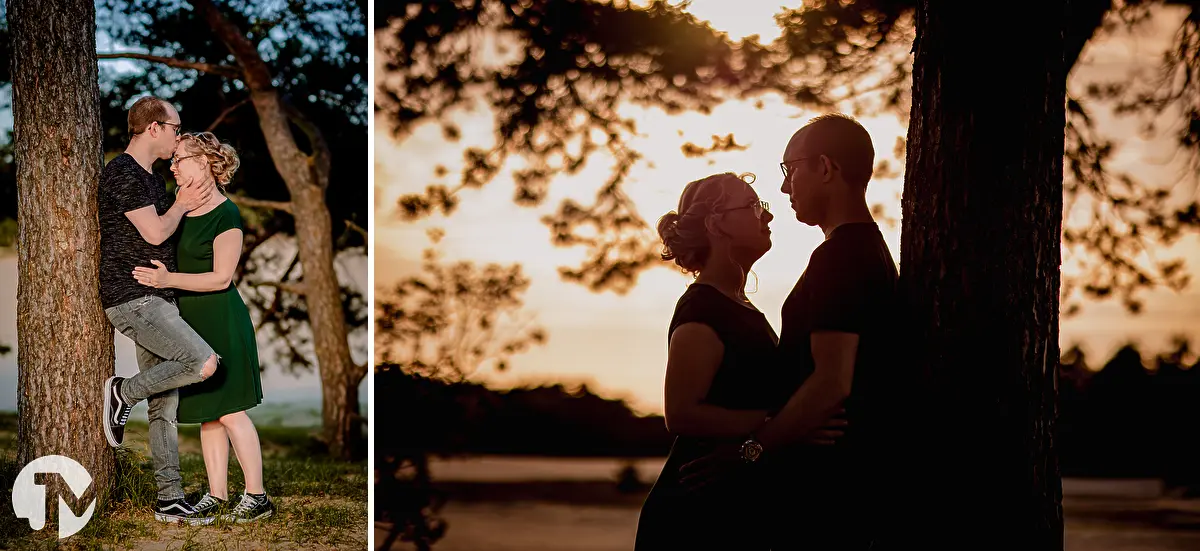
[154,498,215,526]
[223,493,275,523]
[103,376,134,447]
[192,493,229,517]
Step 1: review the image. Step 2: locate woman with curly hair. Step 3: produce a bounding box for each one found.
[132,131,273,523]
[634,172,784,550]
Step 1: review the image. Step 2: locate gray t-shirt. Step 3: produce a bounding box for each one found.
[97,153,177,309]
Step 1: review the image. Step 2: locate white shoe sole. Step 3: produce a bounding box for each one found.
[155,513,215,526]
[102,376,120,447]
[228,509,273,523]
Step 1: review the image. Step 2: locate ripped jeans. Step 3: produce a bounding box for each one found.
[104,295,215,501]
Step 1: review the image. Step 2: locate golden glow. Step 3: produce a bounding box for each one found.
[375,5,1200,415]
[628,0,787,43]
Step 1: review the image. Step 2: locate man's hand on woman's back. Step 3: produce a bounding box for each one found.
[677,412,849,494]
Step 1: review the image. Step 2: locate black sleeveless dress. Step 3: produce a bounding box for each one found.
[634,283,790,550]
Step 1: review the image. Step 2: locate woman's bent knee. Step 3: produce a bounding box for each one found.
[199,354,218,379]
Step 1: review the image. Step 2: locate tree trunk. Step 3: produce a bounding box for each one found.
[193,0,365,460]
[899,1,1067,548]
[10,0,114,514]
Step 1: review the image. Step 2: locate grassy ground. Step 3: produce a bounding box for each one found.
[0,412,367,550]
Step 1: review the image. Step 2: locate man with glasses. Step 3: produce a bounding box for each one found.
[96,95,219,525]
[682,113,903,549]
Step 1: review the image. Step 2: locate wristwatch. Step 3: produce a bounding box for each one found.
[739,436,763,463]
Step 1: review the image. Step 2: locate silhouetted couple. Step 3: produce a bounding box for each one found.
[97,96,273,525]
[635,114,910,550]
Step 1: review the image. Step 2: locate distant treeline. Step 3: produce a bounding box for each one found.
[1058,342,1200,487]
[375,363,672,458]
[378,341,1200,485]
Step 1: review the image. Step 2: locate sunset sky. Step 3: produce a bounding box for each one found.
[375,2,1200,415]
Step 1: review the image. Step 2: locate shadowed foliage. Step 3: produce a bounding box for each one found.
[379,0,1200,314]
[378,0,780,293]
[374,229,547,380]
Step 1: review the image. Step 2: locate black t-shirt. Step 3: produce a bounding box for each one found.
[775,222,900,467]
[97,153,177,309]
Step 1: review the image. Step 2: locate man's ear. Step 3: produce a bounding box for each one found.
[820,155,839,184]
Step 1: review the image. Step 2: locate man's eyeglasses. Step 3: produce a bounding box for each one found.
[171,153,202,166]
[779,157,813,180]
[717,200,770,219]
[156,120,182,136]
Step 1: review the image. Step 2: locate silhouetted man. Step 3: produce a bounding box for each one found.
[683,113,902,550]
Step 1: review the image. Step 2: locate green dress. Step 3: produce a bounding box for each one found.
[176,199,264,423]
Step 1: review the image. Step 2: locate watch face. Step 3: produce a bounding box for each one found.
[741,440,763,463]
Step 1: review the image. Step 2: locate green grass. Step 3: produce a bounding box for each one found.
[0,413,367,550]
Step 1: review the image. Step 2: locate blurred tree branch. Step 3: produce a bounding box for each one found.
[378,0,1200,316]
[344,219,367,239]
[229,195,294,213]
[375,230,548,382]
[206,97,252,131]
[254,280,308,296]
[379,0,776,293]
[95,52,241,78]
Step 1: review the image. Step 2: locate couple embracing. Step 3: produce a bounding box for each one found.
[637,113,913,550]
[97,96,273,525]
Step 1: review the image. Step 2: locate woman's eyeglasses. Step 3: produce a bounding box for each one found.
[716,200,770,219]
[171,154,202,166]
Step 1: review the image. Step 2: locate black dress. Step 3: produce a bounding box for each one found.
[634,283,790,550]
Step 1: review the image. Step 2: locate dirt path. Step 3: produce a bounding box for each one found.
[377,498,1200,551]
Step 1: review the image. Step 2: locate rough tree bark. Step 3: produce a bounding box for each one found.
[10,0,114,511]
[899,0,1068,548]
[192,0,366,460]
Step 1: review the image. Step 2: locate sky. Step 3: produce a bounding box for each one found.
[375,2,1200,415]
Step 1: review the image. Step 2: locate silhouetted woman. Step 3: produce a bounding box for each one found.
[634,172,787,550]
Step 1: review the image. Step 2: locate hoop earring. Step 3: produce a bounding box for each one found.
[722,247,751,301]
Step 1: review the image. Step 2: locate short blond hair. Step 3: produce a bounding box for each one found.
[179,132,240,188]
[128,96,170,136]
[657,172,753,275]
